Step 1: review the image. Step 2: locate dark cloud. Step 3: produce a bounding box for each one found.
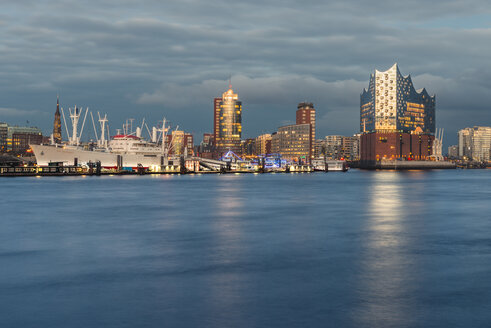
[1,1,491,147]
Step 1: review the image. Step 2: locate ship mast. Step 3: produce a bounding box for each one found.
[98,112,108,149]
[63,105,89,146]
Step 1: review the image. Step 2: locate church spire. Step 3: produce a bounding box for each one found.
[53,95,62,143]
[56,94,60,114]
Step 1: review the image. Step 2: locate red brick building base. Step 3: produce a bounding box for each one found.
[360,132,434,162]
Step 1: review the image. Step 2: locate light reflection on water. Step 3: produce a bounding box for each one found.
[1,170,491,328]
[355,172,412,326]
[207,175,247,326]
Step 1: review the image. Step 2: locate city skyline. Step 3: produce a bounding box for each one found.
[1,1,491,148]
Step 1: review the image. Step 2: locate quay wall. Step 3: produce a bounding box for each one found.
[360,160,456,170]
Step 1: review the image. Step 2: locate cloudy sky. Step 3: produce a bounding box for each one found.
[1,0,491,146]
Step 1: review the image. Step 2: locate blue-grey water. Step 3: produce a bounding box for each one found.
[1,170,491,328]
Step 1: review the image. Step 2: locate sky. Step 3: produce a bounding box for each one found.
[1,0,491,147]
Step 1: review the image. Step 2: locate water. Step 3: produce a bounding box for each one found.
[1,170,491,328]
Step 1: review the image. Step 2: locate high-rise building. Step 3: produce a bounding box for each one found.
[296,102,315,160]
[215,85,242,155]
[458,127,491,162]
[53,96,62,144]
[360,64,436,162]
[273,123,310,162]
[458,128,472,159]
[471,127,491,162]
[213,97,221,145]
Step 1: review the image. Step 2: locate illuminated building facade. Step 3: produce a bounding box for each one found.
[166,130,194,156]
[360,64,436,163]
[360,63,435,134]
[271,132,279,154]
[273,124,310,162]
[53,96,62,144]
[325,135,343,159]
[241,138,256,156]
[255,133,272,155]
[458,126,491,161]
[0,123,44,155]
[314,139,323,158]
[215,86,242,155]
[341,136,358,160]
[323,135,360,160]
[458,128,472,159]
[0,122,7,152]
[360,132,433,161]
[213,97,221,144]
[296,102,316,160]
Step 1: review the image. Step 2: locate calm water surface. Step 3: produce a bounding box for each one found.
[1,170,491,328]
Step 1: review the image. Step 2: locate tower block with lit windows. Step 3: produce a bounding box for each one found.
[360,63,436,164]
[53,96,62,144]
[214,84,242,156]
[296,102,316,162]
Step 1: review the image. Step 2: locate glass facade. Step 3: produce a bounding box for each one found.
[360,63,435,134]
[216,87,242,154]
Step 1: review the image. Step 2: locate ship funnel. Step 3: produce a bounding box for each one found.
[136,127,142,138]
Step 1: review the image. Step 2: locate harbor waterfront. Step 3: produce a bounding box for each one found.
[1,170,491,328]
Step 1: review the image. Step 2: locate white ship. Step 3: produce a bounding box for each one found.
[31,106,177,170]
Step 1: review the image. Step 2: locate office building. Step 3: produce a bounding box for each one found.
[448,145,458,159]
[470,127,491,161]
[0,122,8,152]
[199,133,215,158]
[458,126,491,162]
[213,97,221,144]
[325,135,343,159]
[0,123,44,155]
[272,124,310,162]
[241,138,256,156]
[458,128,472,159]
[296,102,315,160]
[314,139,326,158]
[166,130,194,156]
[255,134,272,155]
[215,85,242,155]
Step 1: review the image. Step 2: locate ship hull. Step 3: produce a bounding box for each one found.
[31,144,166,169]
